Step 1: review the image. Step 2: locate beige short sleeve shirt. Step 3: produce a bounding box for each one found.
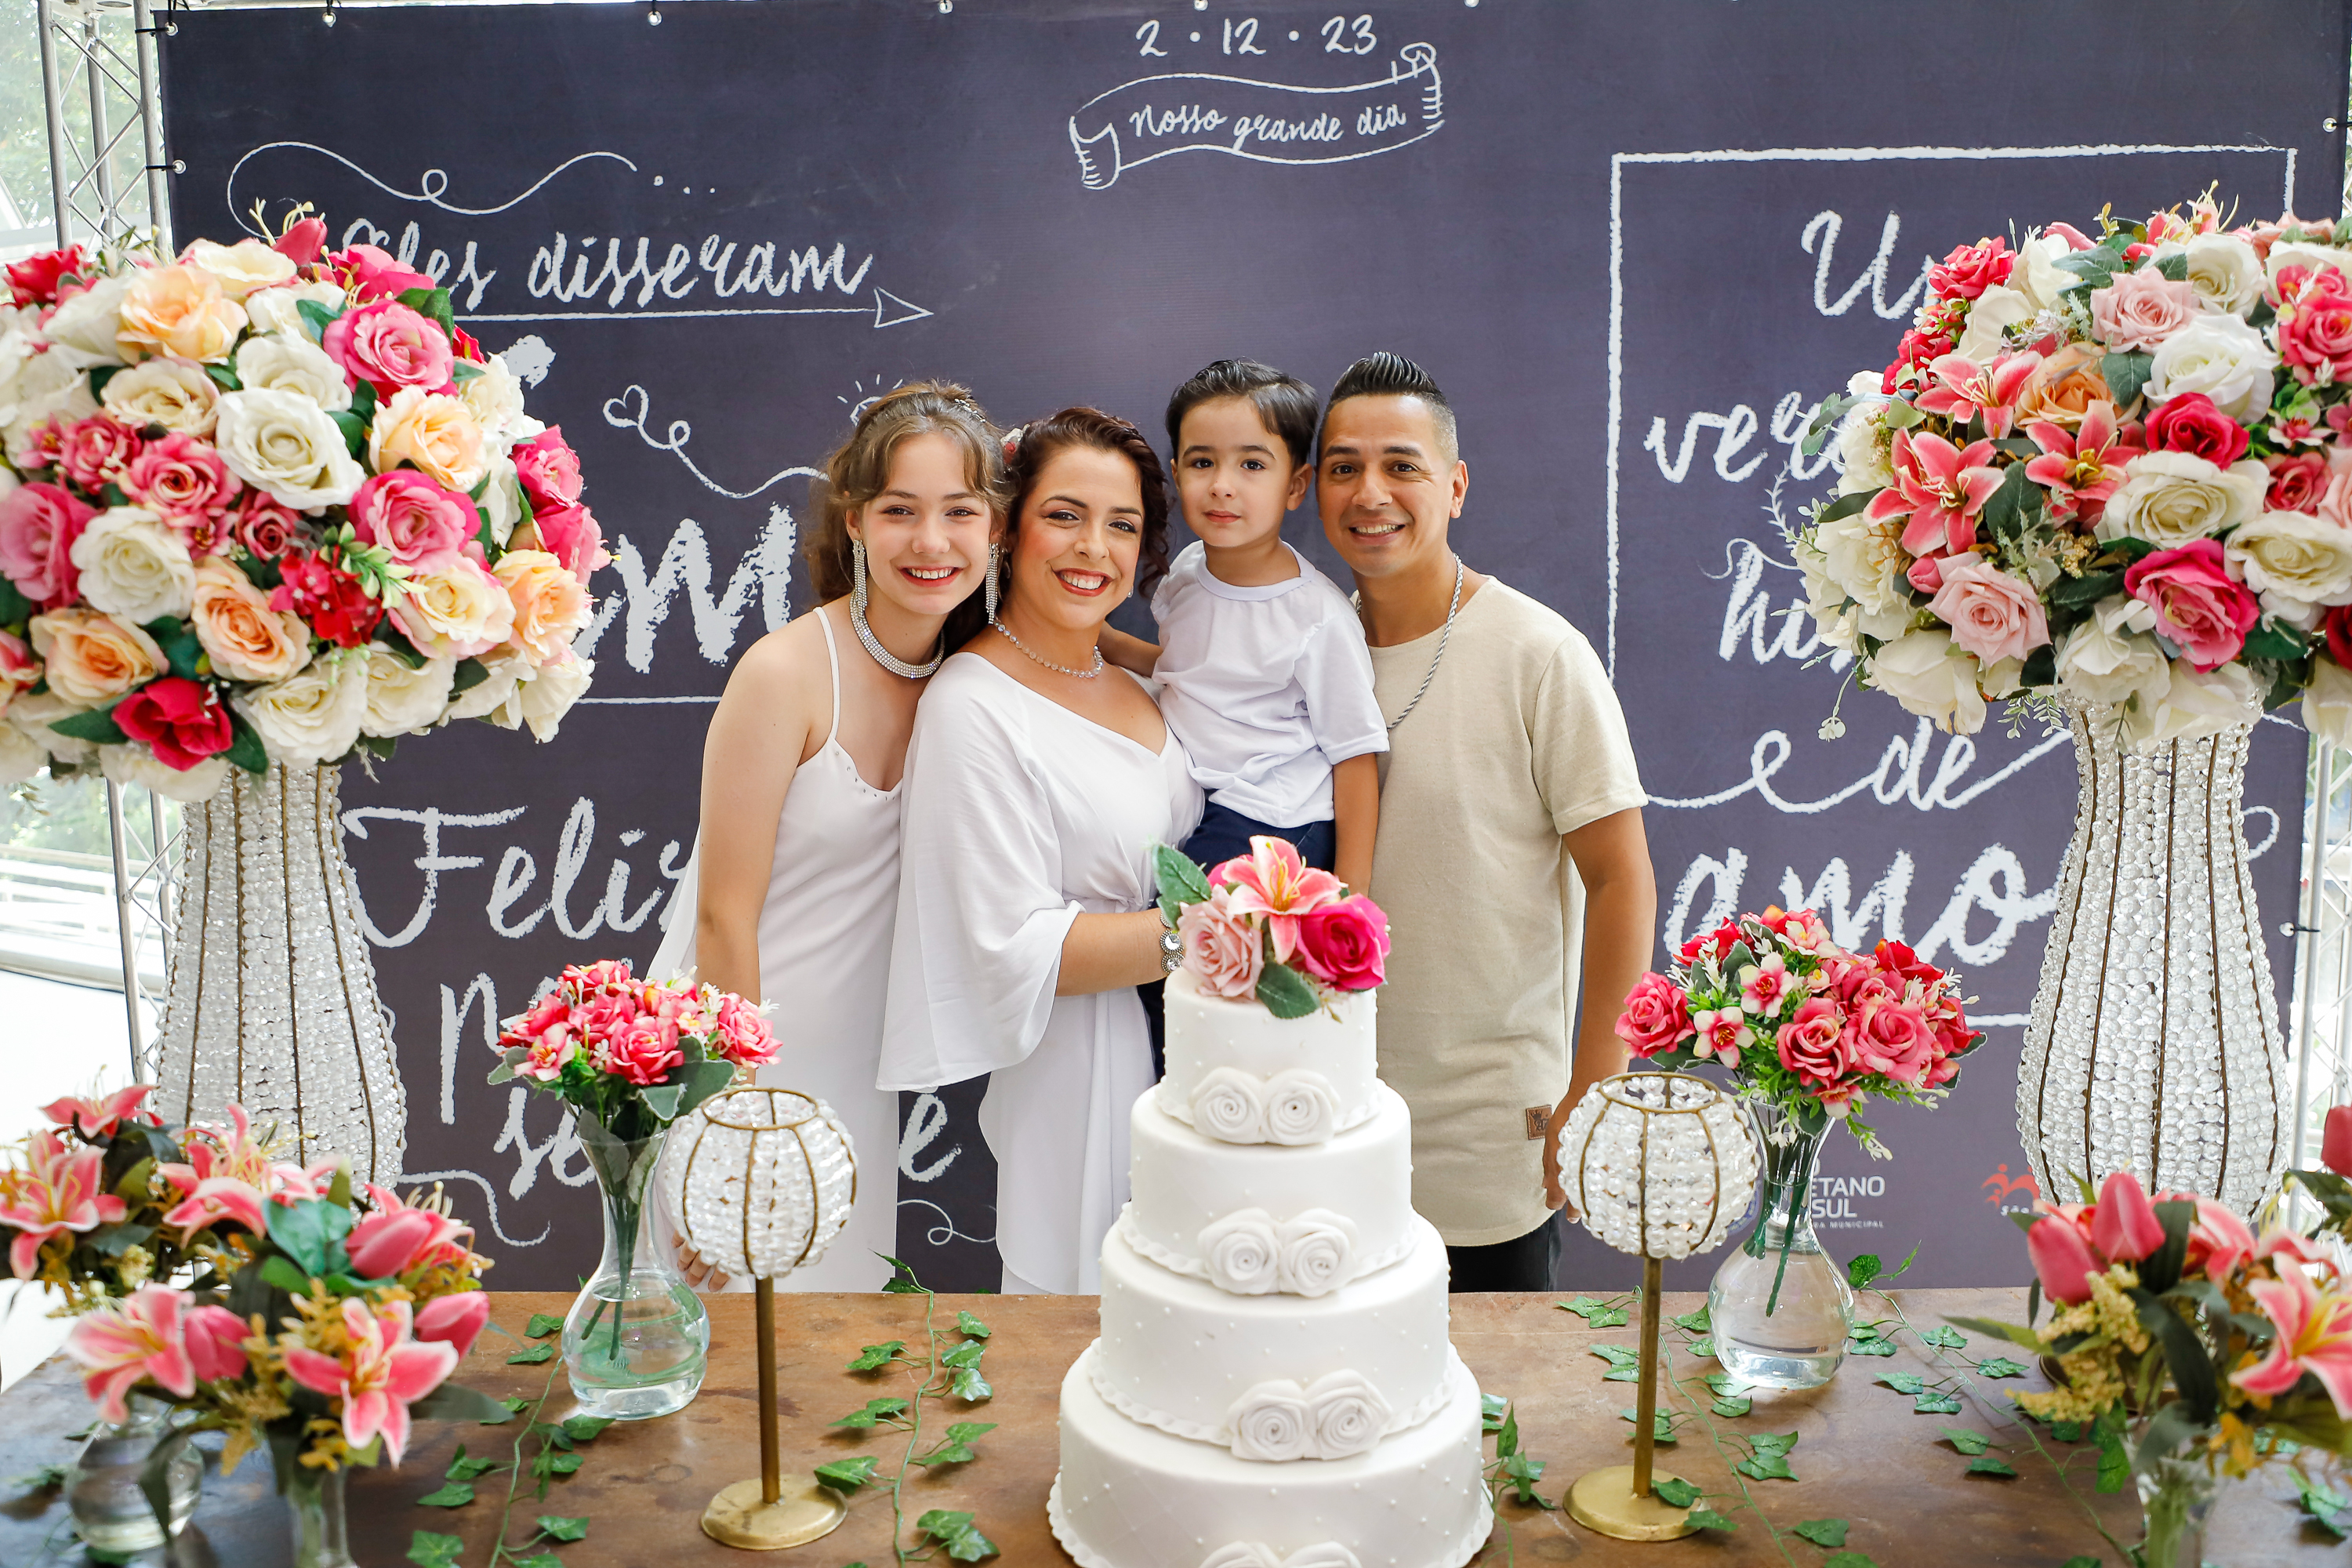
[1367,579,1646,1246]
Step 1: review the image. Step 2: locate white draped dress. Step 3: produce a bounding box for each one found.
[878,652,1202,1294]
[652,608,902,1291]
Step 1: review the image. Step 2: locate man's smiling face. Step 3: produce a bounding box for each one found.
[1316,393,1467,584]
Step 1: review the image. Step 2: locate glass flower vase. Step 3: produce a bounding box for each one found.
[564,1121,710,1419]
[284,1465,354,1568]
[64,1394,201,1554]
[2015,698,2288,1212]
[1707,1104,1853,1390]
[2132,1444,2218,1568]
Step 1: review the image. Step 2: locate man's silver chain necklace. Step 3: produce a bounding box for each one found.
[1362,557,1463,732]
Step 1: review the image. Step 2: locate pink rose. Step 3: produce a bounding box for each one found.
[2089,269,2201,354]
[525,501,611,585]
[2089,1171,2165,1262]
[348,470,475,574]
[2267,451,2331,514]
[122,432,241,539]
[232,493,306,561]
[1775,996,1849,1091]
[1289,893,1390,992]
[2326,1103,2352,1178]
[1847,995,1936,1085]
[54,415,143,495]
[1928,238,2014,300]
[1927,554,2050,665]
[2124,540,2260,671]
[273,218,328,267]
[0,629,38,714]
[0,482,96,608]
[2276,265,2352,386]
[2144,392,2252,466]
[601,1013,682,1087]
[709,993,779,1067]
[321,299,455,397]
[328,243,433,304]
[1613,971,1694,1058]
[1178,888,1265,999]
[113,676,235,771]
[6,245,89,307]
[513,427,585,510]
[575,989,640,1043]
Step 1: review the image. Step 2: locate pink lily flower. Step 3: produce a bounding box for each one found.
[347,1190,471,1280]
[283,1298,459,1464]
[157,1103,276,1240]
[2235,1268,2352,1417]
[1210,836,1345,962]
[1688,1007,1754,1066]
[1865,430,2006,557]
[2182,1196,2258,1282]
[0,1131,128,1277]
[1916,352,2038,437]
[39,1084,158,1141]
[2024,402,2142,525]
[183,1305,252,1382]
[1737,953,1791,1015]
[63,1285,196,1421]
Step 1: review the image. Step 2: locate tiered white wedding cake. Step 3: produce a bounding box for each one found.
[1049,853,1492,1568]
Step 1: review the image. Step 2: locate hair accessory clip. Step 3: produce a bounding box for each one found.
[1000,426,1024,461]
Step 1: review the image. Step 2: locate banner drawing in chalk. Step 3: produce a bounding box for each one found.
[1068,42,1441,189]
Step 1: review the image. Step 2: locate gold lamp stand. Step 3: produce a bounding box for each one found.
[701,1279,848,1550]
[1566,1257,1699,1542]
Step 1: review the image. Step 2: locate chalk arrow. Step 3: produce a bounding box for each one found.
[873,288,933,329]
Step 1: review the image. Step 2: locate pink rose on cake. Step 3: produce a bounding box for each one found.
[1178,888,1263,999]
[1290,895,1388,992]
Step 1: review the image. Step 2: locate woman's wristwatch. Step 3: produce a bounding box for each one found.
[1157,906,1183,975]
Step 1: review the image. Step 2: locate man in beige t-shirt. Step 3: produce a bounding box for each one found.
[1317,352,1655,1290]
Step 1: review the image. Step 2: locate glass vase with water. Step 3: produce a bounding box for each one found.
[564,1118,710,1419]
[1707,1102,1853,1389]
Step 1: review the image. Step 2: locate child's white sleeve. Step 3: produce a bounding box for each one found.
[1298,612,1390,765]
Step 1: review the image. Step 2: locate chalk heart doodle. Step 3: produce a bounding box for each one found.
[1068,42,1442,189]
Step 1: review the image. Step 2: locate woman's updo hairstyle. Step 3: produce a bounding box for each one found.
[1000,405,1172,604]
[803,379,1010,604]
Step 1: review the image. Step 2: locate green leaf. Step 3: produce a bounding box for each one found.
[1746,1432,1798,1457]
[2061,1559,2103,1568]
[534,1450,584,1478]
[2100,350,2154,412]
[1846,1336,1897,1357]
[47,701,129,745]
[1793,1518,1850,1548]
[1823,1555,1882,1568]
[223,710,269,774]
[296,298,340,340]
[525,1312,564,1339]
[917,1508,1000,1562]
[1939,1426,1991,1456]
[2133,1284,2218,1423]
[407,1532,466,1567]
[1975,462,2036,547]
[1913,1392,1965,1415]
[1590,1345,1640,1367]
[956,1311,992,1338]
[1151,842,1213,922]
[2155,253,2189,282]
[445,1445,505,1482]
[535,1515,588,1542]
[1686,1337,1715,1359]
[408,1381,517,1425]
[1497,1449,1551,1507]
[1737,1450,1795,1482]
[832,1398,911,1429]
[1559,1295,1632,1328]
[815,1456,880,1494]
[1687,1508,1739,1531]
[1880,399,1922,430]
[1711,1392,1753,1418]
[266,1197,355,1276]
[1877,1372,1926,1395]
[1254,960,1320,1019]
[912,1439,980,1467]
[350,377,378,420]
[450,655,490,695]
[1651,1475,1700,1508]
[1944,1315,2049,1352]
[511,1555,565,1568]
[1494,1405,1518,1460]
[2096,1410,2131,1494]
[260,1254,313,1295]
[0,575,31,630]
[1973,1356,2027,1380]
[1966,1454,2018,1477]
[847,1341,906,1371]
[940,1338,986,1370]
[1616,1407,1679,1443]
[1846,1254,1882,1290]
[951,1366,993,1402]
[396,286,459,340]
[557,1416,612,1443]
[1918,1325,1966,1350]
[413,1480,475,1508]
[330,408,369,458]
[1815,488,1878,524]
[1670,1305,1711,1334]
[2245,617,2313,662]
[507,1342,557,1364]
[2296,1475,2352,1538]
[1479,1392,1509,1432]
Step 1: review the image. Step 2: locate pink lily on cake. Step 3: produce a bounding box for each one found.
[1155,836,1387,1019]
[1210,836,1345,963]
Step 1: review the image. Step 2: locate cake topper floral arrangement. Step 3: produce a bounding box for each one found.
[1152,836,1389,1019]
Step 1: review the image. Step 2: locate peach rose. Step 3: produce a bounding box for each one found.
[189,558,311,682]
[492,549,590,665]
[114,264,246,364]
[368,387,485,492]
[28,608,164,705]
[2015,343,2116,426]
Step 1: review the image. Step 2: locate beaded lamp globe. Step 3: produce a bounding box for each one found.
[663,1089,858,1551]
[1555,1073,1759,1543]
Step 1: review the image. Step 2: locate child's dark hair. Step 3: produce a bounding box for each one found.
[1164,358,1319,470]
[1320,350,1458,463]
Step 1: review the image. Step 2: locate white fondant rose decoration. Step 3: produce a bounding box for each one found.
[1279,1548,1365,1568]
[1198,1209,1280,1294]
[1226,1380,1312,1461]
[1275,1209,1358,1296]
[1191,1067,1268,1143]
[1304,1369,1391,1459]
[1262,1068,1340,1145]
[1199,1548,1363,1568]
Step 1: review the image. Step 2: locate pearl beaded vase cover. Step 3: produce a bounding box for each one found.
[2016,699,2288,1211]
[152,764,406,1188]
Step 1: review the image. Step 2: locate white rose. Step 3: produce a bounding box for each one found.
[1795,541,1862,658]
[441,646,527,722]
[2226,510,2352,614]
[233,332,352,412]
[458,354,543,450]
[361,644,457,737]
[2305,659,2352,750]
[388,559,514,660]
[8,690,97,764]
[1199,1546,1285,1568]
[515,652,592,742]
[212,387,363,510]
[233,650,367,767]
[1261,1069,1339,1145]
[1276,1549,1363,1568]
[1189,1068,1269,1144]
[1867,629,1986,735]
[1273,1210,1358,1298]
[477,452,522,548]
[100,357,221,436]
[2055,596,2168,706]
[183,238,296,299]
[70,508,194,623]
[0,719,46,785]
[2265,238,2352,289]
[2096,451,2267,546]
[2165,234,2265,315]
[2145,660,2262,746]
[1955,283,2034,364]
[0,306,37,417]
[38,272,131,367]
[1196,1209,1280,1294]
[1831,400,1893,495]
[1225,1380,1311,1462]
[241,281,348,338]
[1818,507,1909,616]
[2014,231,2078,312]
[99,742,228,804]
[2146,314,2279,423]
[1302,1369,1391,1460]
[3,350,96,467]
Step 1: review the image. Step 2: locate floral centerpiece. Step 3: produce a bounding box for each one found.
[490,960,780,1418]
[0,220,610,797]
[1615,907,1980,1388]
[1152,834,1391,1018]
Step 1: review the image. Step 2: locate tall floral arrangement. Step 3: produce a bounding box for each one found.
[0,217,609,800]
[1793,191,2352,747]
[1152,835,1390,1019]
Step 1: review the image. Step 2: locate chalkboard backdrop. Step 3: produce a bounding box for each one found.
[159,0,2349,1291]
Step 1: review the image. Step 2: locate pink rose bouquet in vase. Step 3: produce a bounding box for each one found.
[1152,836,1388,1015]
[1617,906,1981,1389]
[491,960,780,1420]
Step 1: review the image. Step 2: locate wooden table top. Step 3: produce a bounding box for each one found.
[0,1287,2339,1566]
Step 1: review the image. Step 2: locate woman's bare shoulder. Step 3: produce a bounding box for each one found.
[722,606,837,702]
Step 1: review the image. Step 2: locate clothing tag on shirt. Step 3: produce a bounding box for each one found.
[1526,1106,1551,1140]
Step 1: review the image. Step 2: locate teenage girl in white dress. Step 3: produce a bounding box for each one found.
[655,383,1006,1291]
[879,407,1203,1295]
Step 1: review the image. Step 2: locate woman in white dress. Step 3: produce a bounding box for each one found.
[655,383,1006,1290]
[879,407,1202,1294]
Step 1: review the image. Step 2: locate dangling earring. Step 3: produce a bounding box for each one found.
[851,535,869,611]
[984,542,1002,624]
[847,529,944,680]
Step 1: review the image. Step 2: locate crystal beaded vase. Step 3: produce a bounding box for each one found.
[2015,699,2288,1211]
[64,1394,201,1553]
[284,1464,355,1568]
[564,1122,710,1419]
[1708,1105,1853,1390]
[152,765,406,1188]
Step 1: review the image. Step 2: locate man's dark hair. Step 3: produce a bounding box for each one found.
[1164,358,1319,470]
[1319,350,1458,463]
